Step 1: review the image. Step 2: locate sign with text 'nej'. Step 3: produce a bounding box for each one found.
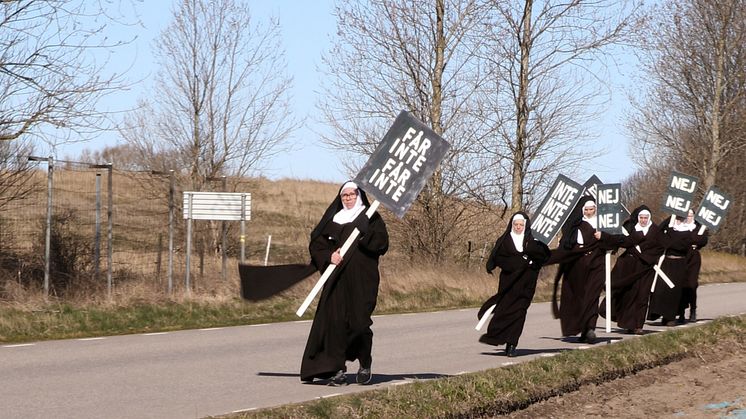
[354,110,451,218]
[661,171,698,217]
[597,183,624,234]
[695,186,731,232]
[531,174,583,245]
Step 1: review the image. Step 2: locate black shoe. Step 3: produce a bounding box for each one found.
[662,319,677,327]
[328,369,347,386]
[506,344,518,357]
[689,309,697,322]
[356,367,372,385]
[585,329,596,344]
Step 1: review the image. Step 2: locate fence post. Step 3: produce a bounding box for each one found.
[106,163,113,300]
[94,174,101,282]
[28,155,54,297]
[168,170,175,295]
[44,156,53,297]
[221,176,227,282]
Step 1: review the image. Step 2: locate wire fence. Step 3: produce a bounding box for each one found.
[0,156,249,300]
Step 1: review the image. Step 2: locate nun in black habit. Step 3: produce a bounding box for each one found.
[478,212,550,357]
[647,214,698,326]
[546,196,622,344]
[238,181,388,386]
[300,182,388,385]
[598,205,664,334]
[680,209,708,322]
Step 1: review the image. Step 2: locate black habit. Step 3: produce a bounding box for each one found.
[478,212,551,347]
[299,186,388,382]
[598,205,664,331]
[238,184,388,383]
[546,196,622,338]
[647,217,699,323]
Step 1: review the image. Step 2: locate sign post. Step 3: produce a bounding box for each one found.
[296,111,451,317]
[597,183,623,333]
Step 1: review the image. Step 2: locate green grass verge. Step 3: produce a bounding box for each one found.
[218,315,745,419]
[0,298,306,343]
[0,288,485,343]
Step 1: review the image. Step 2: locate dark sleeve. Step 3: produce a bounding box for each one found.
[525,239,551,267]
[598,231,625,251]
[691,230,708,249]
[357,213,389,256]
[309,227,335,271]
[492,243,527,273]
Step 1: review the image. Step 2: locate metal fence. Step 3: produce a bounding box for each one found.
[0,156,245,300]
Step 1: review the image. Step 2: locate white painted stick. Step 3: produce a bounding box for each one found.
[605,251,611,333]
[296,201,381,317]
[653,264,675,289]
[263,235,272,266]
[650,254,665,292]
[475,304,496,331]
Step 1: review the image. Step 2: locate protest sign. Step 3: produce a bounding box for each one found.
[297,111,451,316]
[695,186,731,232]
[596,183,624,234]
[354,110,451,218]
[583,175,603,201]
[661,171,699,217]
[531,174,583,245]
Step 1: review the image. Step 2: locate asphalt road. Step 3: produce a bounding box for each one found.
[2,282,745,419]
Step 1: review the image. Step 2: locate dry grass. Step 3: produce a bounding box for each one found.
[2,171,745,313]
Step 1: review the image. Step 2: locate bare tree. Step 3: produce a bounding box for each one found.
[120,0,298,190]
[319,0,496,261]
[628,0,746,252]
[0,139,36,210]
[480,0,644,213]
[0,0,136,145]
[629,0,746,190]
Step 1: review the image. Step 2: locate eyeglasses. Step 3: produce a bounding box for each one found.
[341,192,357,199]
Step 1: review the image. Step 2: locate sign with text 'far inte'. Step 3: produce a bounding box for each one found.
[354,111,451,218]
[531,174,583,245]
[661,171,698,217]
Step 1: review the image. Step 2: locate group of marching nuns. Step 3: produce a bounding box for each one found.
[243,181,707,386]
[479,196,708,358]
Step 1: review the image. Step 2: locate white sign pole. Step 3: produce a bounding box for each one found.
[296,201,381,317]
[263,235,272,266]
[475,304,496,331]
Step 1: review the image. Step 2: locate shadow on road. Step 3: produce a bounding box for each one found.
[257,371,450,385]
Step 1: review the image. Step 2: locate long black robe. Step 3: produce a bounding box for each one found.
[299,190,388,382]
[237,185,388,382]
[546,196,622,337]
[647,218,695,322]
[478,212,550,347]
[598,205,664,331]
[681,224,708,315]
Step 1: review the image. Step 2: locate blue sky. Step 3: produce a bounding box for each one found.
[59,0,636,186]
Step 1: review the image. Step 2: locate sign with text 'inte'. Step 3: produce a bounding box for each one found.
[661,171,698,217]
[532,174,583,245]
[695,186,731,232]
[354,110,451,218]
